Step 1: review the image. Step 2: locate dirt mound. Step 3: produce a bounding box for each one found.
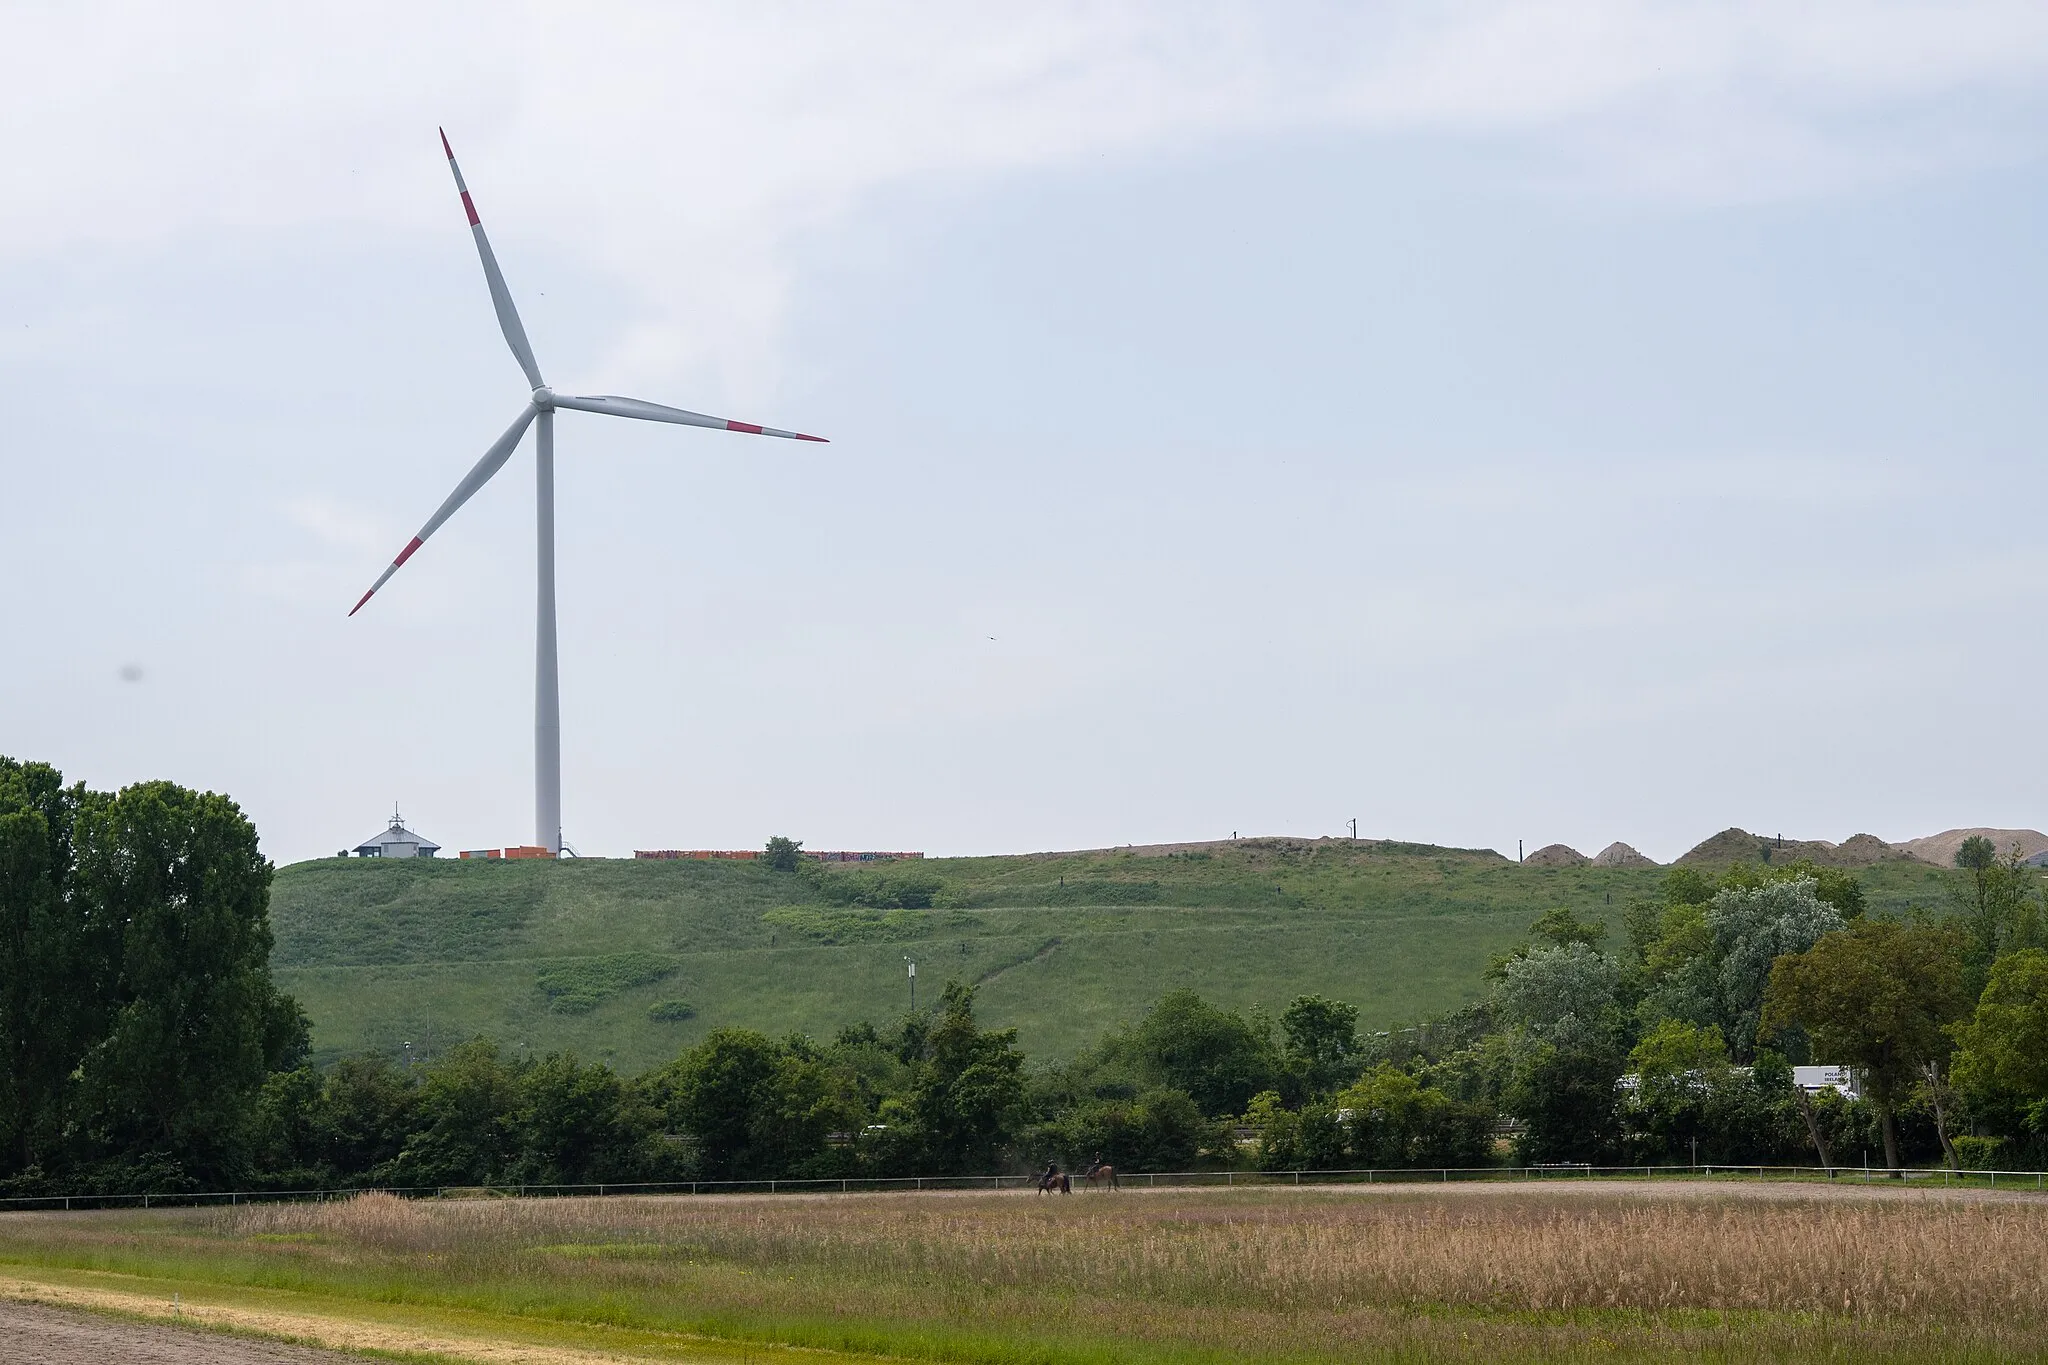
[1523,843,1588,868]
[1831,834,1901,867]
[1893,828,2048,867]
[1678,829,1792,866]
[1591,842,1660,868]
[1677,828,1910,869]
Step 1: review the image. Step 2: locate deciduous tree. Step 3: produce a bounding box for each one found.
[1131,989,1278,1116]
[648,1027,852,1180]
[1950,948,2048,1138]
[69,780,307,1180]
[908,982,1026,1173]
[1947,847,2044,990]
[1762,920,1968,1170]
[1281,994,1361,1097]
[0,760,94,1179]
[1494,943,1620,1049]
[1334,1064,1492,1168]
[1643,877,1844,1059]
[762,836,804,874]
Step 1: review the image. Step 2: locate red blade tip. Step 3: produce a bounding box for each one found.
[439,128,453,160]
[348,588,375,617]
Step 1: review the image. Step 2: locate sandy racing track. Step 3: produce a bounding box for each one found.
[0,1299,357,1364]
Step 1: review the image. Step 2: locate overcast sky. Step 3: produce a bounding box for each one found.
[7,2,2048,866]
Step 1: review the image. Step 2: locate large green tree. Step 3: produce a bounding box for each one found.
[515,1051,647,1185]
[1494,942,1621,1049]
[1762,919,1969,1170]
[1947,845,2044,991]
[0,760,95,1177]
[908,982,1026,1172]
[69,780,306,1178]
[1643,876,1844,1058]
[1130,989,1279,1117]
[1950,948,2048,1143]
[1505,1038,1624,1164]
[0,761,303,1187]
[1281,994,1362,1097]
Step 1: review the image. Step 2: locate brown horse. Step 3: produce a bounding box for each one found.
[1037,1171,1071,1195]
[1084,1163,1120,1191]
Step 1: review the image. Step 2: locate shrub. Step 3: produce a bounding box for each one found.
[1042,1087,1215,1172]
[817,867,949,910]
[1337,1065,1494,1169]
[534,953,678,1014]
[1952,1135,2006,1171]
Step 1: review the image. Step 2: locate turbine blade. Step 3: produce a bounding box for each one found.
[349,404,540,616]
[440,128,545,391]
[552,392,828,442]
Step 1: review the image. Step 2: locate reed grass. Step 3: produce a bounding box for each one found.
[5,1183,2046,1362]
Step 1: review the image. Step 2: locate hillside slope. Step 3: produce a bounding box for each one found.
[269,837,1960,1072]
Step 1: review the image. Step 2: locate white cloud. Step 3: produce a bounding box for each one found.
[7,3,2047,393]
[284,497,386,557]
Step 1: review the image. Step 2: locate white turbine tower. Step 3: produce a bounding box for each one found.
[351,130,826,856]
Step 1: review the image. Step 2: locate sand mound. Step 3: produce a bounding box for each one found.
[1524,843,1588,868]
[1591,842,1660,868]
[1893,828,2048,867]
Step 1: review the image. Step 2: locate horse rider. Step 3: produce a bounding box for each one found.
[1041,1159,1061,1189]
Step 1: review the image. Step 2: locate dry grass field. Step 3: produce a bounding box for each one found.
[3,1182,2047,1362]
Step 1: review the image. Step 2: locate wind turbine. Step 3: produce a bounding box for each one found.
[350,130,826,856]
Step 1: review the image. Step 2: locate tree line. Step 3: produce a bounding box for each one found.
[6,758,2047,1193]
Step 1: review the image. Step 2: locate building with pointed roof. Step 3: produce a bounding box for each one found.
[354,806,441,859]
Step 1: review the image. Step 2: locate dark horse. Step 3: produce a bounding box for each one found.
[1037,1170,1071,1195]
[1084,1162,1120,1191]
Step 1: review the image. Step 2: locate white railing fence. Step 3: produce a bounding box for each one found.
[4,1162,2045,1212]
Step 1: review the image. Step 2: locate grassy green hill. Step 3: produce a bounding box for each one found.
[269,839,1962,1072]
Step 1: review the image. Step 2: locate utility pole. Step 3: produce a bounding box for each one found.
[904,956,916,1012]
[1518,839,1523,863]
